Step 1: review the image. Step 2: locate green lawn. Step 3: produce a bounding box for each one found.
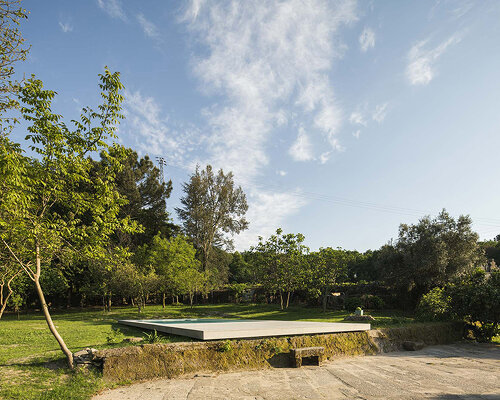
[0,303,414,400]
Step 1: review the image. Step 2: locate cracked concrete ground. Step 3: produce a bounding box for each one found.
[93,343,500,400]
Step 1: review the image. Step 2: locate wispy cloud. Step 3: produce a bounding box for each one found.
[233,190,307,249]
[277,170,287,176]
[406,34,461,85]
[182,0,357,179]
[320,151,331,164]
[123,90,205,168]
[352,129,360,139]
[289,127,314,162]
[359,27,375,52]
[372,103,388,123]
[59,21,73,33]
[97,0,126,21]
[349,111,367,126]
[137,13,159,39]
[177,1,359,248]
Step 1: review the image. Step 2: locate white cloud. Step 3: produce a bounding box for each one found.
[123,90,206,167]
[372,103,388,123]
[233,189,306,249]
[59,21,73,33]
[349,111,366,126]
[406,34,461,85]
[135,0,357,249]
[137,14,159,39]
[289,128,314,162]
[277,170,287,176]
[97,0,126,21]
[352,130,360,139]
[320,151,331,164]
[359,27,375,52]
[183,0,357,181]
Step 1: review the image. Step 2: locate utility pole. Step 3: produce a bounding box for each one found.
[156,156,167,183]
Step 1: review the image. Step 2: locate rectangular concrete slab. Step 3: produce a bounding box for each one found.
[118,318,370,340]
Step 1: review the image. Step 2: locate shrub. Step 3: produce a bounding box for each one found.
[344,296,363,312]
[448,269,500,342]
[362,294,385,309]
[416,287,451,321]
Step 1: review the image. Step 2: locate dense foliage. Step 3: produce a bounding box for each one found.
[417,269,500,341]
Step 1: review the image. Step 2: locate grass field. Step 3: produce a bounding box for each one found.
[0,303,416,400]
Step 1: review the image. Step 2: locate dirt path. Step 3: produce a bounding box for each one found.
[94,343,500,400]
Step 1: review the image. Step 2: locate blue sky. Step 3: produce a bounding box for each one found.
[13,0,500,251]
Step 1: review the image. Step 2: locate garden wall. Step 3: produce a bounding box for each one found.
[97,322,462,382]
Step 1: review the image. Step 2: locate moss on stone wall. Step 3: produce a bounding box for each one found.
[98,323,461,382]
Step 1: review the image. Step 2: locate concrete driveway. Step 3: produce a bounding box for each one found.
[93,343,500,400]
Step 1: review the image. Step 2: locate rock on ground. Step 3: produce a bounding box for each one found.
[93,343,500,400]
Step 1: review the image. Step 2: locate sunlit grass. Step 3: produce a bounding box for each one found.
[0,303,417,399]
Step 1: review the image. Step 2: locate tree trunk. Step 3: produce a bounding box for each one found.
[162,293,166,309]
[286,291,291,309]
[131,297,135,307]
[107,293,112,312]
[0,284,13,320]
[34,246,73,369]
[66,287,72,308]
[279,291,284,310]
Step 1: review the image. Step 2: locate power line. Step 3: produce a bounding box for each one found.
[158,158,500,230]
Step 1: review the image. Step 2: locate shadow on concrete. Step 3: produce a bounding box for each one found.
[267,352,292,368]
[430,395,500,400]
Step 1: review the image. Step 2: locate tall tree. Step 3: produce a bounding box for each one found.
[0,68,137,368]
[102,149,175,248]
[176,165,248,275]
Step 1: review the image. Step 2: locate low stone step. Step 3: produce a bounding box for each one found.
[291,346,325,367]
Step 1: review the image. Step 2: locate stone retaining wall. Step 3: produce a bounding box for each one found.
[97,323,462,382]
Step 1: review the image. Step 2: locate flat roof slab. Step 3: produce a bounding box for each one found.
[118,318,370,340]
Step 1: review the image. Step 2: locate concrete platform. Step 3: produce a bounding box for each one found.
[118,318,370,340]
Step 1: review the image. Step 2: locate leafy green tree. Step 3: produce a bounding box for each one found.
[307,247,351,312]
[0,0,29,117]
[253,228,308,309]
[228,251,257,283]
[416,287,451,321]
[0,68,137,368]
[380,210,483,308]
[448,269,500,342]
[109,259,157,313]
[142,233,200,307]
[176,165,248,278]
[179,267,206,307]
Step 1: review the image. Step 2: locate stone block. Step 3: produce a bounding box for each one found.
[291,346,325,367]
